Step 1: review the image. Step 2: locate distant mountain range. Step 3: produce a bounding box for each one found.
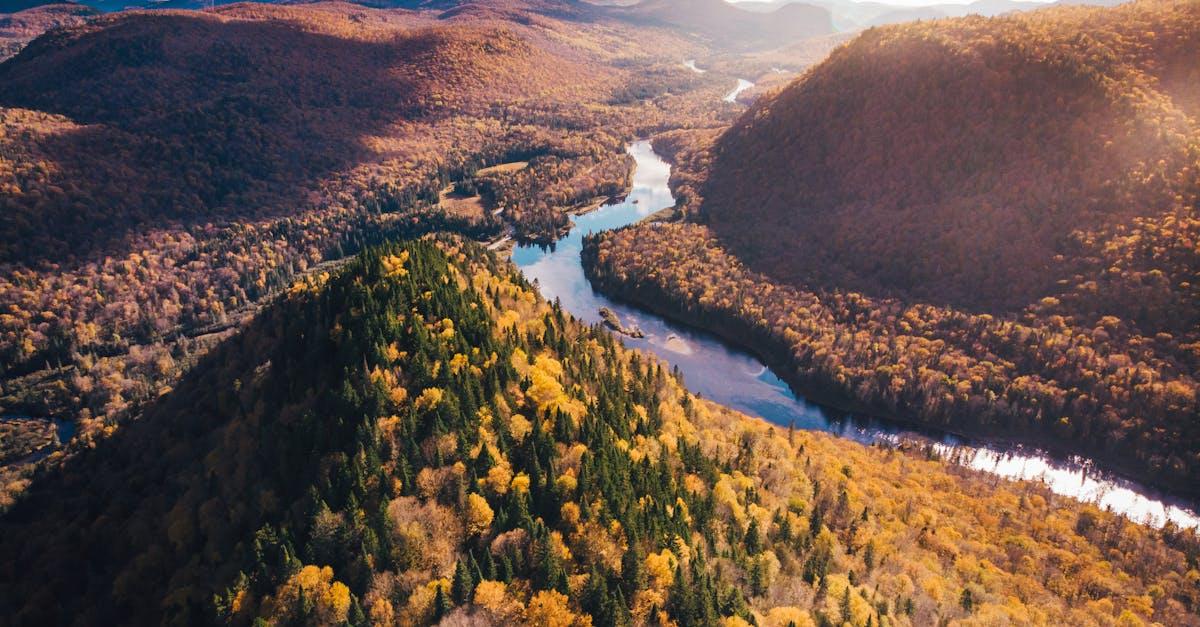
[3,0,836,49]
[739,0,1129,29]
[612,0,833,48]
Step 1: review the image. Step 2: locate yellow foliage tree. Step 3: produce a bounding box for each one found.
[465,492,494,536]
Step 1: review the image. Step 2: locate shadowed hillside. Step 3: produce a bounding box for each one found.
[703,0,1199,316]
[0,2,611,264]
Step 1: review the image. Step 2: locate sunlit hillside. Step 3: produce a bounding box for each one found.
[2,238,1195,625]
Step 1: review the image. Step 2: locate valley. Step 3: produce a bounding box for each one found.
[584,0,1200,502]
[0,0,1198,625]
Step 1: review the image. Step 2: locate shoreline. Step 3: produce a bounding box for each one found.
[579,253,1200,508]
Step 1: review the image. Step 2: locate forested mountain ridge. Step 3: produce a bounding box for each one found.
[583,0,1200,497]
[0,2,614,265]
[0,0,748,496]
[1,238,1196,626]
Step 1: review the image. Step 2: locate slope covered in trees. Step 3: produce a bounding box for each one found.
[703,0,1199,316]
[0,0,747,488]
[584,0,1200,497]
[1,238,1196,626]
[0,1,618,264]
[0,3,96,61]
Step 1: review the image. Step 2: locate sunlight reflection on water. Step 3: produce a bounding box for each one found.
[512,141,1199,529]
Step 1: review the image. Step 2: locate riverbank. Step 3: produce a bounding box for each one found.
[512,140,1199,528]
[580,235,1200,509]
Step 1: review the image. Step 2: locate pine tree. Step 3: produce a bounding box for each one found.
[434,584,451,620]
[749,558,766,598]
[452,558,475,605]
[745,518,762,555]
[620,543,645,598]
[483,550,498,581]
[960,587,975,613]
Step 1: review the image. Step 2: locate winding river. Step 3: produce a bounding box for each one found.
[724,78,755,103]
[512,140,1200,529]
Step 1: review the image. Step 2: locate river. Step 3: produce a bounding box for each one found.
[724,79,754,103]
[511,140,1200,529]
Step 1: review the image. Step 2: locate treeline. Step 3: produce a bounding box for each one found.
[0,238,1195,626]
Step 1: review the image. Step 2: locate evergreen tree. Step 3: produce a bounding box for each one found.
[434,584,451,620]
[745,518,762,555]
[452,558,475,605]
[960,587,975,613]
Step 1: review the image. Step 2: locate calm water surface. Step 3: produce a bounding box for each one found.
[512,141,1200,529]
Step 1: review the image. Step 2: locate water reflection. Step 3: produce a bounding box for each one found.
[512,141,1200,529]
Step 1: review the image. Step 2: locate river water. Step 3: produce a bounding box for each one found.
[511,140,1199,529]
[724,79,754,103]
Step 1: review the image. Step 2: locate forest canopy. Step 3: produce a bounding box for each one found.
[1,238,1195,626]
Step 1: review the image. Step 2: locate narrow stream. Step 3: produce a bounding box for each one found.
[724,78,754,103]
[511,140,1200,529]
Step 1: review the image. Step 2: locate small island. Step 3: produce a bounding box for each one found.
[598,306,644,338]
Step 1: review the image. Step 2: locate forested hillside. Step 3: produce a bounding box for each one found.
[703,0,1199,315]
[0,2,617,264]
[0,3,96,61]
[0,0,745,491]
[1,238,1196,626]
[583,0,1200,497]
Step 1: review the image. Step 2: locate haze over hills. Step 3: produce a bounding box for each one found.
[584,0,1200,496]
[736,0,1129,29]
[613,0,834,49]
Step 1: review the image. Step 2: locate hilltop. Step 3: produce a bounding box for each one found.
[0,3,97,60]
[1,238,1195,625]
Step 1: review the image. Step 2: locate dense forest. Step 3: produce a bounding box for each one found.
[0,0,760,496]
[1,238,1196,626]
[701,0,1199,316]
[584,0,1200,498]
